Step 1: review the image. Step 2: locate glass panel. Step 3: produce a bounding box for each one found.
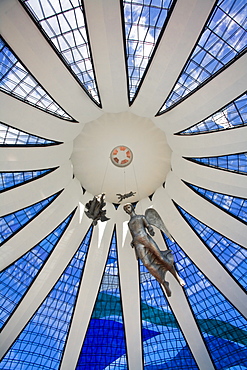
[185,152,247,174]
[177,205,247,290]
[76,231,128,369]
[0,212,73,329]
[0,121,58,146]
[0,226,92,370]
[159,0,247,112]
[122,0,175,101]
[0,192,60,245]
[0,169,54,191]
[187,183,247,223]
[20,0,100,104]
[0,37,73,119]
[139,260,199,369]
[178,93,247,134]
[164,235,247,370]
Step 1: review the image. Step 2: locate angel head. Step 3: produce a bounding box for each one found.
[123,203,134,215]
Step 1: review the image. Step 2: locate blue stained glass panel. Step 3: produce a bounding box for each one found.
[0,226,92,370]
[139,261,199,369]
[123,0,175,101]
[187,183,247,223]
[176,205,247,290]
[0,212,73,329]
[76,231,129,369]
[0,169,54,192]
[163,235,247,370]
[0,122,57,145]
[0,192,60,245]
[185,152,247,174]
[0,37,72,119]
[178,93,247,134]
[159,0,247,112]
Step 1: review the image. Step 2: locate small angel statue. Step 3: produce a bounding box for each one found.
[123,203,185,297]
[85,193,110,226]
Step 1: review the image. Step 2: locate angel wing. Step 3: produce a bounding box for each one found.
[145,208,174,241]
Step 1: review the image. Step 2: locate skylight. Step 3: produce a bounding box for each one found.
[159,0,247,113]
[122,0,175,101]
[0,37,73,119]
[20,0,100,105]
[177,92,247,135]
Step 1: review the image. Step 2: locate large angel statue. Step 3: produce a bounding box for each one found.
[123,203,185,297]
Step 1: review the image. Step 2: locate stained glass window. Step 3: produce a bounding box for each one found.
[0,226,92,370]
[177,92,247,135]
[76,231,128,369]
[186,182,247,223]
[176,205,247,291]
[0,121,58,146]
[0,169,55,192]
[185,152,247,174]
[123,0,175,101]
[0,191,60,245]
[159,0,247,113]
[164,235,247,370]
[139,260,199,369]
[20,0,100,105]
[0,37,73,119]
[0,212,74,329]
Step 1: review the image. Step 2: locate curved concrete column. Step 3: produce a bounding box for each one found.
[0,142,73,171]
[0,203,93,359]
[0,177,83,270]
[131,0,215,117]
[0,0,102,123]
[0,92,83,142]
[153,186,247,317]
[172,154,247,198]
[0,161,73,216]
[167,125,247,157]
[155,53,247,134]
[61,203,116,370]
[83,0,128,112]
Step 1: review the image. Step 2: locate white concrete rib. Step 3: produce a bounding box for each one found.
[134,197,215,370]
[153,186,247,318]
[0,0,102,124]
[167,280,215,370]
[137,197,215,369]
[0,161,73,216]
[116,206,143,370]
[131,0,215,118]
[0,141,73,171]
[83,0,129,113]
[155,52,247,134]
[0,198,93,360]
[166,125,247,158]
[0,177,83,271]
[60,202,116,370]
[0,92,83,143]
[172,154,247,199]
[166,173,247,249]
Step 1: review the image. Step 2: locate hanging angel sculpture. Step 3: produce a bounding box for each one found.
[85,193,110,226]
[123,203,185,297]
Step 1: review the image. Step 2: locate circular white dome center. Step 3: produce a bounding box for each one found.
[71,112,171,203]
